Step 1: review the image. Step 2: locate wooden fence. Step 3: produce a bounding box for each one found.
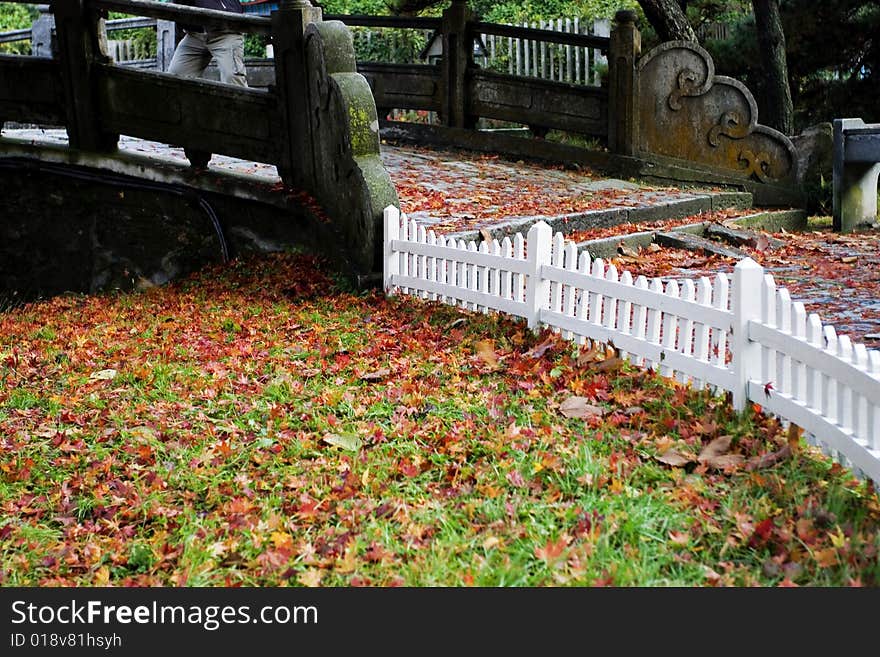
[384,206,880,484]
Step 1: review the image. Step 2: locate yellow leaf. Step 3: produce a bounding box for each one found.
[95,566,110,585]
[475,339,499,368]
[271,531,293,550]
[829,527,847,549]
[335,546,358,574]
[482,536,501,550]
[297,569,324,587]
[787,423,803,453]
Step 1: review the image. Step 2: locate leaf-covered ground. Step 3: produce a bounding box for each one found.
[1,253,879,587]
[613,223,880,344]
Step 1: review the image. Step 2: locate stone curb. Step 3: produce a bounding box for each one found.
[447,190,753,242]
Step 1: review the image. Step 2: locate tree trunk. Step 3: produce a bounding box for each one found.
[751,0,794,135]
[637,0,698,42]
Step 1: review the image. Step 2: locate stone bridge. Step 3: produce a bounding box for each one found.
[0,0,804,297]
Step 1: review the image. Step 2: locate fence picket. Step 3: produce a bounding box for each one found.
[525,222,552,329]
[791,302,807,401]
[869,351,880,450]
[562,241,579,340]
[501,236,513,301]
[587,259,604,327]
[693,277,712,390]
[417,225,428,299]
[646,278,663,370]
[490,239,501,301]
[853,343,868,444]
[775,288,792,396]
[837,335,854,432]
[457,239,469,309]
[632,276,649,367]
[574,251,591,345]
[565,18,573,83]
[617,270,634,361]
[711,273,729,370]
[604,264,620,335]
[479,241,490,310]
[426,230,438,301]
[761,274,777,386]
[822,325,838,425]
[806,314,823,410]
[514,233,526,303]
[531,22,539,76]
[550,232,565,317]
[660,280,680,378]
[539,20,547,78]
[678,279,696,384]
[467,241,479,311]
[399,213,410,294]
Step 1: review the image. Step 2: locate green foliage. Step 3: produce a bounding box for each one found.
[0,2,39,54]
[703,0,880,131]
[0,2,37,31]
[244,33,268,57]
[350,25,430,63]
[319,0,399,14]
[468,0,638,22]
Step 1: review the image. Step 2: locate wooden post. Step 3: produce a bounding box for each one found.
[731,258,764,411]
[607,9,640,156]
[440,0,475,129]
[52,0,117,152]
[271,0,323,189]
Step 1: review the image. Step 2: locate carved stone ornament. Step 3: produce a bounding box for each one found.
[636,41,798,185]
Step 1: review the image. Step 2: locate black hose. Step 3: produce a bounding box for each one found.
[0,157,230,262]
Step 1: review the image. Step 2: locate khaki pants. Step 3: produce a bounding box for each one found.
[168,31,248,87]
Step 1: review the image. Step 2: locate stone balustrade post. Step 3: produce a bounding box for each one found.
[51,0,117,152]
[156,19,179,72]
[607,9,640,156]
[271,0,323,188]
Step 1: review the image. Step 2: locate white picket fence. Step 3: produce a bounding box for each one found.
[383,206,880,483]
[482,19,611,86]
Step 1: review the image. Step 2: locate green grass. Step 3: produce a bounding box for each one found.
[0,252,877,587]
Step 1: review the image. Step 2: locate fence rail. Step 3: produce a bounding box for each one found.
[384,206,880,483]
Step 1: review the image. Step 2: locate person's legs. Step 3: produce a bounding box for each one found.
[168,32,212,78]
[206,32,248,87]
[169,33,213,168]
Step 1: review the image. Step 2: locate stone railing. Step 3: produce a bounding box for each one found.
[0,0,398,278]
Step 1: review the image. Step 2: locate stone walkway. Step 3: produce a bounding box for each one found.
[2,128,750,240]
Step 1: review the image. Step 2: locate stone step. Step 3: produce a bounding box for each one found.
[704,223,784,250]
[447,189,753,242]
[653,231,749,259]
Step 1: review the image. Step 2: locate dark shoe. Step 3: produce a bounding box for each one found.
[185,148,211,169]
